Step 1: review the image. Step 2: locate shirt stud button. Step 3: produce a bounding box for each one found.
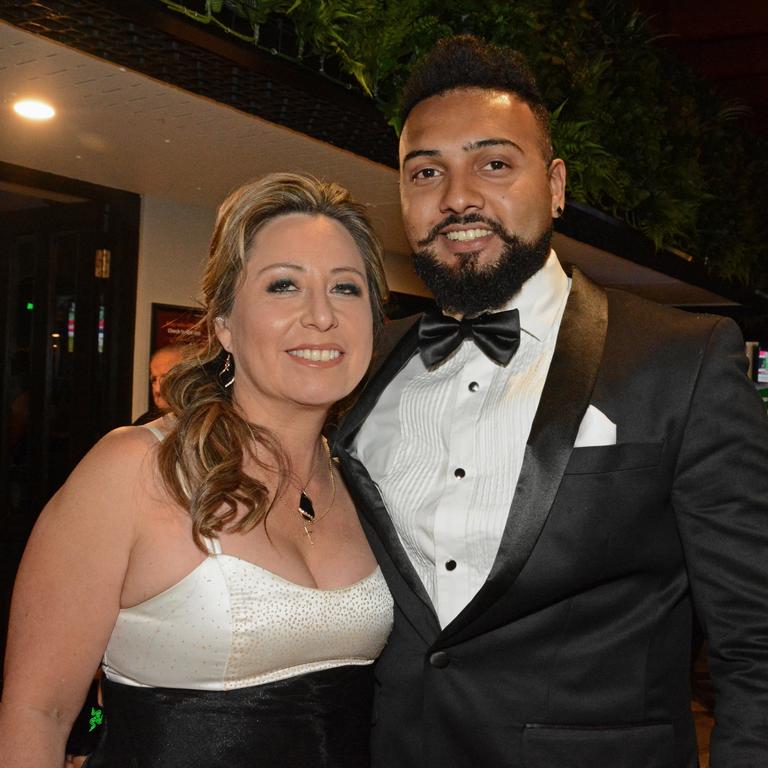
[468,381,479,392]
[454,467,466,479]
[445,560,457,571]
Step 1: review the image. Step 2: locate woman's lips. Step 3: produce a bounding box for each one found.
[286,347,344,365]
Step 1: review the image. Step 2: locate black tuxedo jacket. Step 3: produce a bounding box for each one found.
[334,270,768,768]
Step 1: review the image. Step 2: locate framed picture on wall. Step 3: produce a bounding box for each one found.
[145,303,205,415]
[149,303,204,354]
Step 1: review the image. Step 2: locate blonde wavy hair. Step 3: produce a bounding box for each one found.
[157,173,387,550]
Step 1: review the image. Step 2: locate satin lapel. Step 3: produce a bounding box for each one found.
[337,450,441,641]
[333,315,421,448]
[440,269,609,645]
[333,316,440,636]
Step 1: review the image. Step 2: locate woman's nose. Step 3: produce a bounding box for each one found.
[300,290,338,331]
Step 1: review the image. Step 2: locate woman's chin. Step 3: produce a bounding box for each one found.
[287,388,354,412]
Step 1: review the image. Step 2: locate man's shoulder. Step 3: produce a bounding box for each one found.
[371,314,422,373]
[380,314,422,343]
[604,285,728,337]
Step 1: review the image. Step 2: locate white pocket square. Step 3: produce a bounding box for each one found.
[574,405,616,448]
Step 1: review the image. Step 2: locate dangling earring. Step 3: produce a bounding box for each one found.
[218,353,235,389]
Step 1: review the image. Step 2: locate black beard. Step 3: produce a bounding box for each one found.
[412,214,553,316]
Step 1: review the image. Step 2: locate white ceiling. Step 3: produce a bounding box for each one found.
[0,20,734,306]
[0,22,409,243]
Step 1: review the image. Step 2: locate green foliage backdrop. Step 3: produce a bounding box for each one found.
[156,0,768,292]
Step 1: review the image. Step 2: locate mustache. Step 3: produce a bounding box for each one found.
[415,213,512,248]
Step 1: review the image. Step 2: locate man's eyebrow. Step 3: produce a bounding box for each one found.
[463,138,523,153]
[402,139,523,168]
[401,148,440,167]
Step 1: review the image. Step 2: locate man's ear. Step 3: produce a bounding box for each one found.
[214,316,232,352]
[548,158,566,217]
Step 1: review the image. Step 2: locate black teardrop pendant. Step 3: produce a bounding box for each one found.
[299,491,315,522]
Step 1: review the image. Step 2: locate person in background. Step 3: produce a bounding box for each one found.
[0,172,393,768]
[132,344,185,425]
[334,35,768,768]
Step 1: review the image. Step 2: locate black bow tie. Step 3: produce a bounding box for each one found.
[418,308,521,368]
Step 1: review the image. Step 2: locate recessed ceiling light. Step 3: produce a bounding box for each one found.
[13,99,55,120]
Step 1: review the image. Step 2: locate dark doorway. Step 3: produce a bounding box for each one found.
[0,162,140,674]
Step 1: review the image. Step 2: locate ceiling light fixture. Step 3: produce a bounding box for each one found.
[13,99,55,120]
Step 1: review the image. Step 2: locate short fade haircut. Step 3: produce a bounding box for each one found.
[400,35,553,162]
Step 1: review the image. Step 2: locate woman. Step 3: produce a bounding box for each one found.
[0,173,393,767]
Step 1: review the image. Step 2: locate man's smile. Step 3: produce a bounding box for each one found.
[444,228,493,242]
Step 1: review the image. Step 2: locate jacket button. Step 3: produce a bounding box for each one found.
[429,651,449,668]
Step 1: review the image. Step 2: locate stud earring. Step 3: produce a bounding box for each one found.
[218,353,235,389]
[555,205,564,218]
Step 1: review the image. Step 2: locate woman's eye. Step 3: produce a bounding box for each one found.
[267,278,297,293]
[332,282,362,296]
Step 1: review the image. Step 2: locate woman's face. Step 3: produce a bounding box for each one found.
[215,213,374,418]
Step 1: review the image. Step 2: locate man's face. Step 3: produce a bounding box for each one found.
[399,87,565,315]
[150,347,183,409]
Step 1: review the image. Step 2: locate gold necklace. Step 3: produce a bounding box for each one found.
[297,436,335,545]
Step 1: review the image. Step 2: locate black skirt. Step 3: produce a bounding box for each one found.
[84,665,374,768]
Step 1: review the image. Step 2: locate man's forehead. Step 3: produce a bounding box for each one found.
[404,87,528,121]
[412,86,518,108]
[151,349,182,368]
[408,88,535,132]
[400,88,536,154]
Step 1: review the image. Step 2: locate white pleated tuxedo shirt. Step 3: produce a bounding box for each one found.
[353,251,571,627]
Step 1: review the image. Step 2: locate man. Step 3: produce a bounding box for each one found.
[132,344,184,425]
[334,36,768,768]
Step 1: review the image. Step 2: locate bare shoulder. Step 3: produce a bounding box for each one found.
[84,422,161,460]
[1,427,176,737]
[71,421,171,482]
[40,423,170,538]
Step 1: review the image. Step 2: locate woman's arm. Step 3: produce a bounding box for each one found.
[0,427,149,767]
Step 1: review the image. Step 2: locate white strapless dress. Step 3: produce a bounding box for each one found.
[103,535,393,690]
